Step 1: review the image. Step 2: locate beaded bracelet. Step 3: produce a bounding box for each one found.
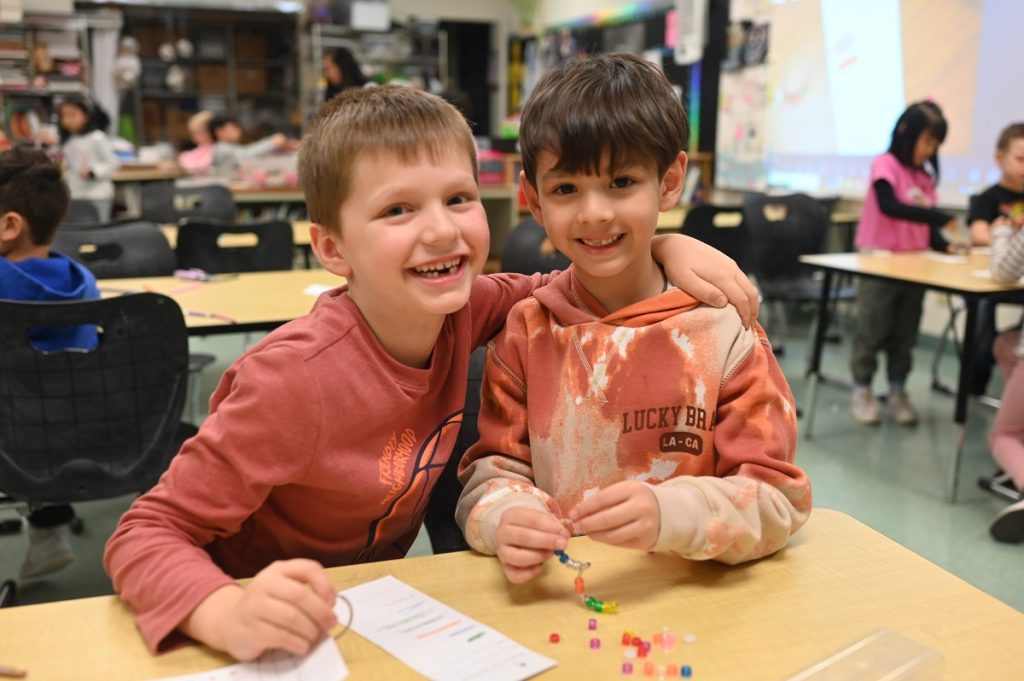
[553,549,618,614]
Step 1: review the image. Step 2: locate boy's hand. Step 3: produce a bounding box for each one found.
[495,507,569,584]
[653,235,760,328]
[184,559,338,661]
[568,481,660,551]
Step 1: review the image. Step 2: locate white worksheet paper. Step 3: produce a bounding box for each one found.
[337,575,556,681]
[149,636,347,681]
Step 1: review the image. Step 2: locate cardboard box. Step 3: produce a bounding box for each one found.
[196,65,228,93]
[235,67,267,95]
[234,32,266,60]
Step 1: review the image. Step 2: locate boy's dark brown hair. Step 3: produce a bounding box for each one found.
[996,123,1024,151]
[519,52,690,188]
[299,85,478,234]
[0,146,70,245]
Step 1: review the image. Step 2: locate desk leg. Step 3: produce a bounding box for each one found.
[950,297,979,503]
[804,270,834,439]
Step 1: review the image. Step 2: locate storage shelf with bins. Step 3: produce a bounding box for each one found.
[303,22,447,124]
[0,14,90,144]
[119,6,300,148]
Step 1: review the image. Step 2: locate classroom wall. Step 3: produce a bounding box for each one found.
[533,0,640,29]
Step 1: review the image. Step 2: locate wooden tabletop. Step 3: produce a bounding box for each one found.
[0,509,1018,680]
[98,269,340,333]
[113,165,186,183]
[801,250,1024,295]
[160,221,313,248]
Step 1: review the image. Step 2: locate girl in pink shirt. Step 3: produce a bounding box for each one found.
[850,101,955,426]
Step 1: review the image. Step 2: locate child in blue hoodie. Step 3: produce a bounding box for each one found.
[0,146,99,578]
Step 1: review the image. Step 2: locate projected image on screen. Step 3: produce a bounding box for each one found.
[717,0,1018,205]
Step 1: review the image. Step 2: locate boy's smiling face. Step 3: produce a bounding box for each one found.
[323,147,489,327]
[997,137,1024,191]
[524,149,685,304]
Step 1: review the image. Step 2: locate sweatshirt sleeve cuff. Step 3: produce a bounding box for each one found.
[136,575,238,654]
[646,480,709,556]
[470,493,556,556]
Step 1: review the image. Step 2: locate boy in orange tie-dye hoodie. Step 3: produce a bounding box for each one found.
[457,53,811,583]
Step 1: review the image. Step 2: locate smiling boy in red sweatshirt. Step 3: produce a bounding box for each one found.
[457,54,811,583]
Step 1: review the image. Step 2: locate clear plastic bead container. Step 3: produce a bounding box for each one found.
[784,629,944,681]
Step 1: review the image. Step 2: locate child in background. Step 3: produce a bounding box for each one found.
[456,54,810,584]
[0,147,98,577]
[208,114,298,175]
[104,85,760,661]
[53,99,119,222]
[986,194,1024,542]
[964,123,1024,395]
[177,110,215,175]
[850,101,955,426]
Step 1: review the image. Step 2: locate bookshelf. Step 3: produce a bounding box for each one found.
[119,6,301,148]
[0,13,90,143]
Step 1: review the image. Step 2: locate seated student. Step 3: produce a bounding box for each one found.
[178,110,215,175]
[965,123,1024,395]
[103,85,760,660]
[456,54,811,583]
[208,114,298,175]
[0,147,99,578]
[986,197,1024,542]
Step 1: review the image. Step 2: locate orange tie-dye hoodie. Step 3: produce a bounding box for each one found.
[457,268,811,564]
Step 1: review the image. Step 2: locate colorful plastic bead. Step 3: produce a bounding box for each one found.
[623,647,638,659]
[681,665,692,678]
[604,601,619,614]
[643,662,655,676]
[666,665,678,676]
[637,645,648,658]
[575,576,586,594]
[588,618,598,630]
[549,633,560,643]
[622,662,634,675]
[631,636,642,646]
[590,637,601,650]
[622,632,632,645]
[683,633,696,645]
[653,632,663,645]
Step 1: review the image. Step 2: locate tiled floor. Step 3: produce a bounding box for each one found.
[2,311,1021,612]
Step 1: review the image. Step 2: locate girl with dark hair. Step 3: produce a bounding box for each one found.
[849,101,957,426]
[53,99,118,221]
[322,46,369,101]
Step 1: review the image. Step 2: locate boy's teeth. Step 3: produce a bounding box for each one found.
[413,258,461,275]
[582,235,620,247]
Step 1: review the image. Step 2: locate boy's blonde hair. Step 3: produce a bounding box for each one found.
[299,85,478,234]
[519,53,689,188]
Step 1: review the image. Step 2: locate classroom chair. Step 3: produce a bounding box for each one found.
[0,294,197,604]
[139,183,236,224]
[64,199,101,225]
[742,193,857,355]
[679,204,750,272]
[52,221,216,422]
[500,216,570,274]
[175,219,295,273]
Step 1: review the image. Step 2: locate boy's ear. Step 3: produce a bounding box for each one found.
[658,151,688,211]
[309,223,353,279]
[520,170,546,226]
[0,211,26,245]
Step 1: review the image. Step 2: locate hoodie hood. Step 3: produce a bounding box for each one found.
[0,251,99,302]
[533,267,703,328]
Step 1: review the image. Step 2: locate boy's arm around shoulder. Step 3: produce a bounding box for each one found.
[103,345,321,653]
[649,319,810,565]
[469,271,556,348]
[456,303,561,554]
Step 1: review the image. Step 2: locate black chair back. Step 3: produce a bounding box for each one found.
[176,219,294,273]
[680,204,750,272]
[64,199,100,224]
[139,183,236,224]
[0,294,190,502]
[742,193,830,284]
[53,221,176,279]
[501,216,570,275]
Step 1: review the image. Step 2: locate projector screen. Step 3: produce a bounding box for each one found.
[715,0,1024,206]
